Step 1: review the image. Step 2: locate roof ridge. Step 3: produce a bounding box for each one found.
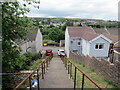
[90,26,96,34]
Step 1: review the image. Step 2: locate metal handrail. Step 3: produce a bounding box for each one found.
[61,56,103,90]
[14,55,53,90]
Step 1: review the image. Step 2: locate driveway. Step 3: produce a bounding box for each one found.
[42,46,65,56]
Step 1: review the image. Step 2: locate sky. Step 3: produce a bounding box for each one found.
[21,0,119,21]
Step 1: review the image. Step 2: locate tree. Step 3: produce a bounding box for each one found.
[60,25,66,31]
[65,21,73,26]
[2,1,40,88]
[48,27,65,42]
[2,1,30,72]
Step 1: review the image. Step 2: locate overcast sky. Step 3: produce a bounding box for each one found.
[21,0,119,20]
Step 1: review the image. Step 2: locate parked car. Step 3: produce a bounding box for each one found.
[57,49,66,56]
[43,43,47,46]
[46,49,53,56]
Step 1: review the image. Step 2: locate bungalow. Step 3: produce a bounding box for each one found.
[65,26,113,58]
[15,28,43,54]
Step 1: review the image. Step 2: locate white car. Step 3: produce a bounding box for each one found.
[57,49,66,56]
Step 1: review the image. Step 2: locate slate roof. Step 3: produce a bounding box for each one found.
[15,39,27,46]
[67,26,99,41]
[107,28,118,36]
[102,33,118,43]
[15,28,38,45]
[26,29,38,41]
[93,28,108,34]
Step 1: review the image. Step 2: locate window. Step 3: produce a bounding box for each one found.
[99,44,103,49]
[71,41,73,43]
[95,44,99,49]
[78,42,81,46]
[73,50,78,52]
[95,44,104,49]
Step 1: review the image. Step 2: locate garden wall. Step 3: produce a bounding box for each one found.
[70,52,120,88]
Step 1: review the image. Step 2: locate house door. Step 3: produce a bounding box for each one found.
[78,46,82,54]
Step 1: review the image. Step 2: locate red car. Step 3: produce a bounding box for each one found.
[46,49,53,56]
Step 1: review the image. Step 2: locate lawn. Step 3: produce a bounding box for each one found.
[30,58,44,70]
[64,58,118,88]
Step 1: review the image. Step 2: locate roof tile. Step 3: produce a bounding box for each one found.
[67,26,99,41]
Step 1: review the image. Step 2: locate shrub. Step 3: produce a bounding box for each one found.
[43,40,56,44]
[32,53,42,61]
[20,52,42,70]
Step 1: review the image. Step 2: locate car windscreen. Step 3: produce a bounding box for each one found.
[46,50,52,53]
[60,51,64,53]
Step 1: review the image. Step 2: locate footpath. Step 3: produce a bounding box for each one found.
[39,56,73,88]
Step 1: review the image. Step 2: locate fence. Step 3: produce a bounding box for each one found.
[61,56,103,90]
[14,55,53,89]
[113,50,120,62]
[69,52,120,88]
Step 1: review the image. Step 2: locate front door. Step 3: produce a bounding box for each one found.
[78,46,82,54]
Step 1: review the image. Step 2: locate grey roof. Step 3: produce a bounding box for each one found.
[67,26,119,42]
[15,28,39,45]
[26,29,38,41]
[102,33,118,43]
[93,28,119,42]
[93,28,108,34]
[107,28,118,36]
[15,39,27,46]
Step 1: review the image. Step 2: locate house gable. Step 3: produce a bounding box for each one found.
[35,29,43,53]
[89,34,112,43]
[89,36,111,57]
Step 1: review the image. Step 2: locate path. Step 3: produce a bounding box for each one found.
[39,56,73,88]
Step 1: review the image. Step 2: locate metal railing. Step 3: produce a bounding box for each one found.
[61,56,103,90]
[14,55,53,90]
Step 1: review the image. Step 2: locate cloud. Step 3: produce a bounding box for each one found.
[21,0,119,20]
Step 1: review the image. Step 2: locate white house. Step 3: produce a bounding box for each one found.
[16,28,43,54]
[65,26,113,58]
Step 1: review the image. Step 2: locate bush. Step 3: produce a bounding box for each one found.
[23,52,34,67]
[32,53,42,61]
[20,52,42,70]
[43,40,56,44]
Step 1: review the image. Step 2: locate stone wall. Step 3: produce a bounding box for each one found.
[70,52,120,88]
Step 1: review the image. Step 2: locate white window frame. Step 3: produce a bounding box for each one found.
[77,41,81,46]
[95,43,104,50]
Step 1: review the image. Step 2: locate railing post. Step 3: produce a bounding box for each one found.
[66,59,67,70]
[42,63,44,79]
[64,57,65,64]
[68,61,69,74]
[49,56,50,64]
[46,60,48,67]
[65,58,66,68]
[44,61,45,74]
[29,76,32,90]
[70,63,72,78]
[81,74,85,90]
[74,67,77,89]
[37,69,40,90]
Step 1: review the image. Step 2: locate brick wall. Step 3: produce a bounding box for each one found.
[70,52,120,88]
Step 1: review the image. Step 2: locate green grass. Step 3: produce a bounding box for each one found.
[65,58,118,88]
[30,58,44,70]
[43,40,56,44]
